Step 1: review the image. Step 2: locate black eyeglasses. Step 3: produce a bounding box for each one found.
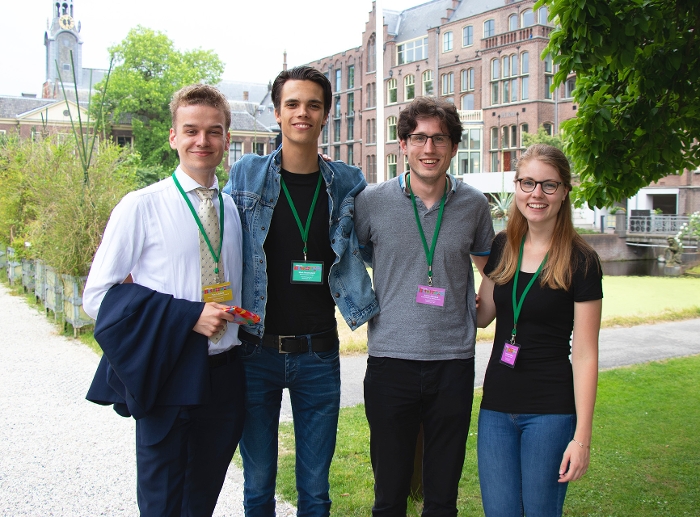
[406,134,451,148]
[516,178,562,195]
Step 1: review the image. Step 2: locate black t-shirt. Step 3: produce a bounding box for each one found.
[262,169,336,336]
[481,232,603,414]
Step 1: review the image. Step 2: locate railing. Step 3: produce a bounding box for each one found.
[458,110,483,123]
[483,25,554,50]
[628,215,689,234]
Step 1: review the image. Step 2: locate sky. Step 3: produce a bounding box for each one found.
[2,0,421,97]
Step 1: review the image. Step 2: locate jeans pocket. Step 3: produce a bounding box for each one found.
[312,347,340,363]
[238,341,259,359]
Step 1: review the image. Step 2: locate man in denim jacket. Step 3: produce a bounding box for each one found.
[223,66,378,517]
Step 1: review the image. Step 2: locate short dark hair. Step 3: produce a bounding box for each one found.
[271,66,332,119]
[170,84,231,130]
[397,97,462,144]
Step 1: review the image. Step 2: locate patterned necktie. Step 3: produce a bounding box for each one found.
[195,187,226,343]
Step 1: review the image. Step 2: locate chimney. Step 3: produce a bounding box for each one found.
[243,91,249,101]
[283,50,288,72]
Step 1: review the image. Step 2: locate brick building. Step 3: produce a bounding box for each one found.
[306,0,699,216]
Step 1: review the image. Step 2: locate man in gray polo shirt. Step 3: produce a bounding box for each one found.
[355,96,494,516]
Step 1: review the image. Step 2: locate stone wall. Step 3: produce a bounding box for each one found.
[581,234,655,262]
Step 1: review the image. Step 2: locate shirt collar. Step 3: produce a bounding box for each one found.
[174,166,219,192]
[398,171,457,197]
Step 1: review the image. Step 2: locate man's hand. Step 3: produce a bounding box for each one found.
[193,302,235,337]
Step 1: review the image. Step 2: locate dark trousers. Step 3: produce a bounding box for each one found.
[364,356,475,517]
[135,353,245,517]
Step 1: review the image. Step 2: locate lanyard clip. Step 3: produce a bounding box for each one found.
[510,329,517,345]
[428,266,433,287]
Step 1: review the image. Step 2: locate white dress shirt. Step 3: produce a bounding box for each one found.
[83,166,243,354]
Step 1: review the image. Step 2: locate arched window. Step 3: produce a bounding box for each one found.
[462,25,473,47]
[404,74,415,101]
[441,72,454,95]
[387,154,397,179]
[387,116,397,141]
[521,51,529,100]
[422,70,433,96]
[387,79,397,104]
[484,19,495,38]
[508,14,518,31]
[538,6,549,25]
[461,68,474,91]
[521,9,535,27]
[367,35,376,72]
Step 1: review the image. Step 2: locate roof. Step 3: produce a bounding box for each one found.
[391,0,455,42]
[0,96,55,118]
[217,80,271,104]
[451,0,507,20]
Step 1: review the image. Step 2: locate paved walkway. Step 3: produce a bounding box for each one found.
[2,282,699,515]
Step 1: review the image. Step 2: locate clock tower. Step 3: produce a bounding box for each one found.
[43,1,84,98]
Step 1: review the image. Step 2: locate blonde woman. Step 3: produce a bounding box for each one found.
[476,144,603,516]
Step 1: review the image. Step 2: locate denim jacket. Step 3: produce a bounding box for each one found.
[223,146,379,335]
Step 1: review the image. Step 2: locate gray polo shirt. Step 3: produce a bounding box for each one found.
[355,173,494,361]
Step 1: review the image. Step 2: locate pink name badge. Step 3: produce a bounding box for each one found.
[415,285,446,307]
[500,342,520,368]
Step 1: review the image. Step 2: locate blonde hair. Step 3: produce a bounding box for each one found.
[490,144,599,290]
[170,84,231,130]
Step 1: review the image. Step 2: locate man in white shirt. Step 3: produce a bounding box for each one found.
[83,84,244,517]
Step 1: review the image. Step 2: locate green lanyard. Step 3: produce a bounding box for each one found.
[407,173,448,287]
[172,172,224,274]
[280,172,323,261]
[511,237,548,344]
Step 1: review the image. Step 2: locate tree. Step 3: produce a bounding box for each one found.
[96,26,224,171]
[522,125,565,151]
[539,0,700,208]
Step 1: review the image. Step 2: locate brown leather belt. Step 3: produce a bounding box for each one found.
[239,328,338,354]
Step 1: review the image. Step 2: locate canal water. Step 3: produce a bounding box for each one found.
[601,260,667,277]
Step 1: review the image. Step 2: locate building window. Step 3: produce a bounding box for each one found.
[387,78,398,104]
[387,154,397,179]
[387,116,397,142]
[367,35,376,72]
[347,92,354,115]
[422,70,434,96]
[490,127,499,150]
[490,59,500,105]
[116,135,133,147]
[544,54,553,99]
[539,6,549,25]
[520,123,529,147]
[508,14,518,31]
[543,123,553,135]
[335,69,342,92]
[403,154,409,173]
[521,51,529,100]
[405,74,415,101]
[443,31,453,52]
[347,144,354,166]
[334,145,341,161]
[229,142,242,165]
[347,65,355,89]
[366,83,376,108]
[461,93,474,110]
[462,25,473,47]
[322,125,328,144]
[461,68,475,91]
[334,119,341,142]
[366,119,376,143]
[347,116,354,140]
[397,36,429,65]
[334,96,341,118]
[457,128,482,176]
[565,77,576,98]
[502,125,510,149]
[254,142,265,156]
[441,72,454,95]
[366,154,377,183]
[522,9,535,27]
[484,19,495,38]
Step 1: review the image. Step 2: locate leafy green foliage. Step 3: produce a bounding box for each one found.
[539,0,700,208]
[522,124,566,151]
[0,136,138,275]
[95,26,224,170]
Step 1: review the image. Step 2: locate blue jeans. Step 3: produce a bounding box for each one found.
[238,339,341,517]
[477,409,576,517]
[364,357,475,517]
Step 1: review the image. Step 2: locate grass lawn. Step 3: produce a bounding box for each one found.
[338,274,700,354]
[275,355,700,516]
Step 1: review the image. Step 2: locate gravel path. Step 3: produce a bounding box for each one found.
[0,284,296,517]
